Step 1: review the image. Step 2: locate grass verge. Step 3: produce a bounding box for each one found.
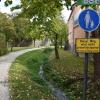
[9,48,56,100]
[8,47,33,52]
[43,49,100,100]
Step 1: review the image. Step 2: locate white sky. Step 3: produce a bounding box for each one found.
[0,0,71,22]
[61,6,71,22]
[0,0,21,13]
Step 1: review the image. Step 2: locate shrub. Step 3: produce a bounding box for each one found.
[0,34,7,56]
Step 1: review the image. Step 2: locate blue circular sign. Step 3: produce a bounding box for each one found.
[78,9,100,32]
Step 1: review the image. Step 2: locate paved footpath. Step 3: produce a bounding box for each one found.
[0,48,40,100]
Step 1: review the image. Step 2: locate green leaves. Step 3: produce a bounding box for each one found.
[11,5,22,11]
[0,13,16,42]
[5,0,12,6]
[13,18,31,40]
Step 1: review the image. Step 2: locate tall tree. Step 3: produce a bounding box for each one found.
[0,33,7,55]
[0,13,16,48]
[59,21,67,48]
[13,17,31,46]
[43,15,67,59]
[29,25,43,47]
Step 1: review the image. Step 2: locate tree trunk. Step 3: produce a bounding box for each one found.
[10,42,13,52]
[60,37,63,48]
[11,46,13,52]
[5,34,9,49]
[5,37,8,48]
[33,38,36,47]
[54,33,59,59]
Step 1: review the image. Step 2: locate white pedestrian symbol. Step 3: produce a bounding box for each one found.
[84,11,94,28]
[91,21,94,28]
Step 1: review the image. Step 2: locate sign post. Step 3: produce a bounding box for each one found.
[78,9,100,100]
[84,32,88,100]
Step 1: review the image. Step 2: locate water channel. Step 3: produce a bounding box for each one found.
[39,66,69,100]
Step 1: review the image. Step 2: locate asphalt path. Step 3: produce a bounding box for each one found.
[0,48,40,100]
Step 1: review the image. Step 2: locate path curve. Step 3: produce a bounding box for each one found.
[0,48,40,100]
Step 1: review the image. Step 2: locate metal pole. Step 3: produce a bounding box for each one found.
[83,32,89,100]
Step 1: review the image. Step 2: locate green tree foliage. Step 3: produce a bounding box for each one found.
[0,13,16,50]
[51,17,67,59]
[5,0,69,57]
[58,21,67,48]
[13,17,31,46]
[9,0,72,23]
[40,15,67,59]
[0,34,7,55]
[29,25,41,47]
[0,13,15,42]
[5,0,72,7]
[5,0,12,6]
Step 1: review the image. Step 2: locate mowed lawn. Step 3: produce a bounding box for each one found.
[9,49,56,100]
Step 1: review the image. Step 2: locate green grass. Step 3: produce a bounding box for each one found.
[43,49,100,100]
[9,48,56,100]
[8,47,33,52]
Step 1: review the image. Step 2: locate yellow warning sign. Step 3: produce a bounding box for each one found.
[76,39,100,53]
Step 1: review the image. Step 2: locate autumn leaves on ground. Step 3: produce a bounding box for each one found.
[0,1,100,99]
[9,48,100,100]
[9,49,56,100]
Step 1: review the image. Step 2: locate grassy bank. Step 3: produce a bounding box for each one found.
[43,49,100,100]
[0,47,33,56]
[8,46,33,52]
[9,48,56,100]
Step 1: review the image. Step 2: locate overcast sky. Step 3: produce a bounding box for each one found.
[0,0,71,22]
[61,6,71,22]
[0,0,21,13]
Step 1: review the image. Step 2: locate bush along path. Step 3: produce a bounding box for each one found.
[0,48,41,100]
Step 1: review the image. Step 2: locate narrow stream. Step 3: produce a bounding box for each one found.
[39,66,69,100]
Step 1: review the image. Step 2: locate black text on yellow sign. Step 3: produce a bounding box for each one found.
[75,39,100,53]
